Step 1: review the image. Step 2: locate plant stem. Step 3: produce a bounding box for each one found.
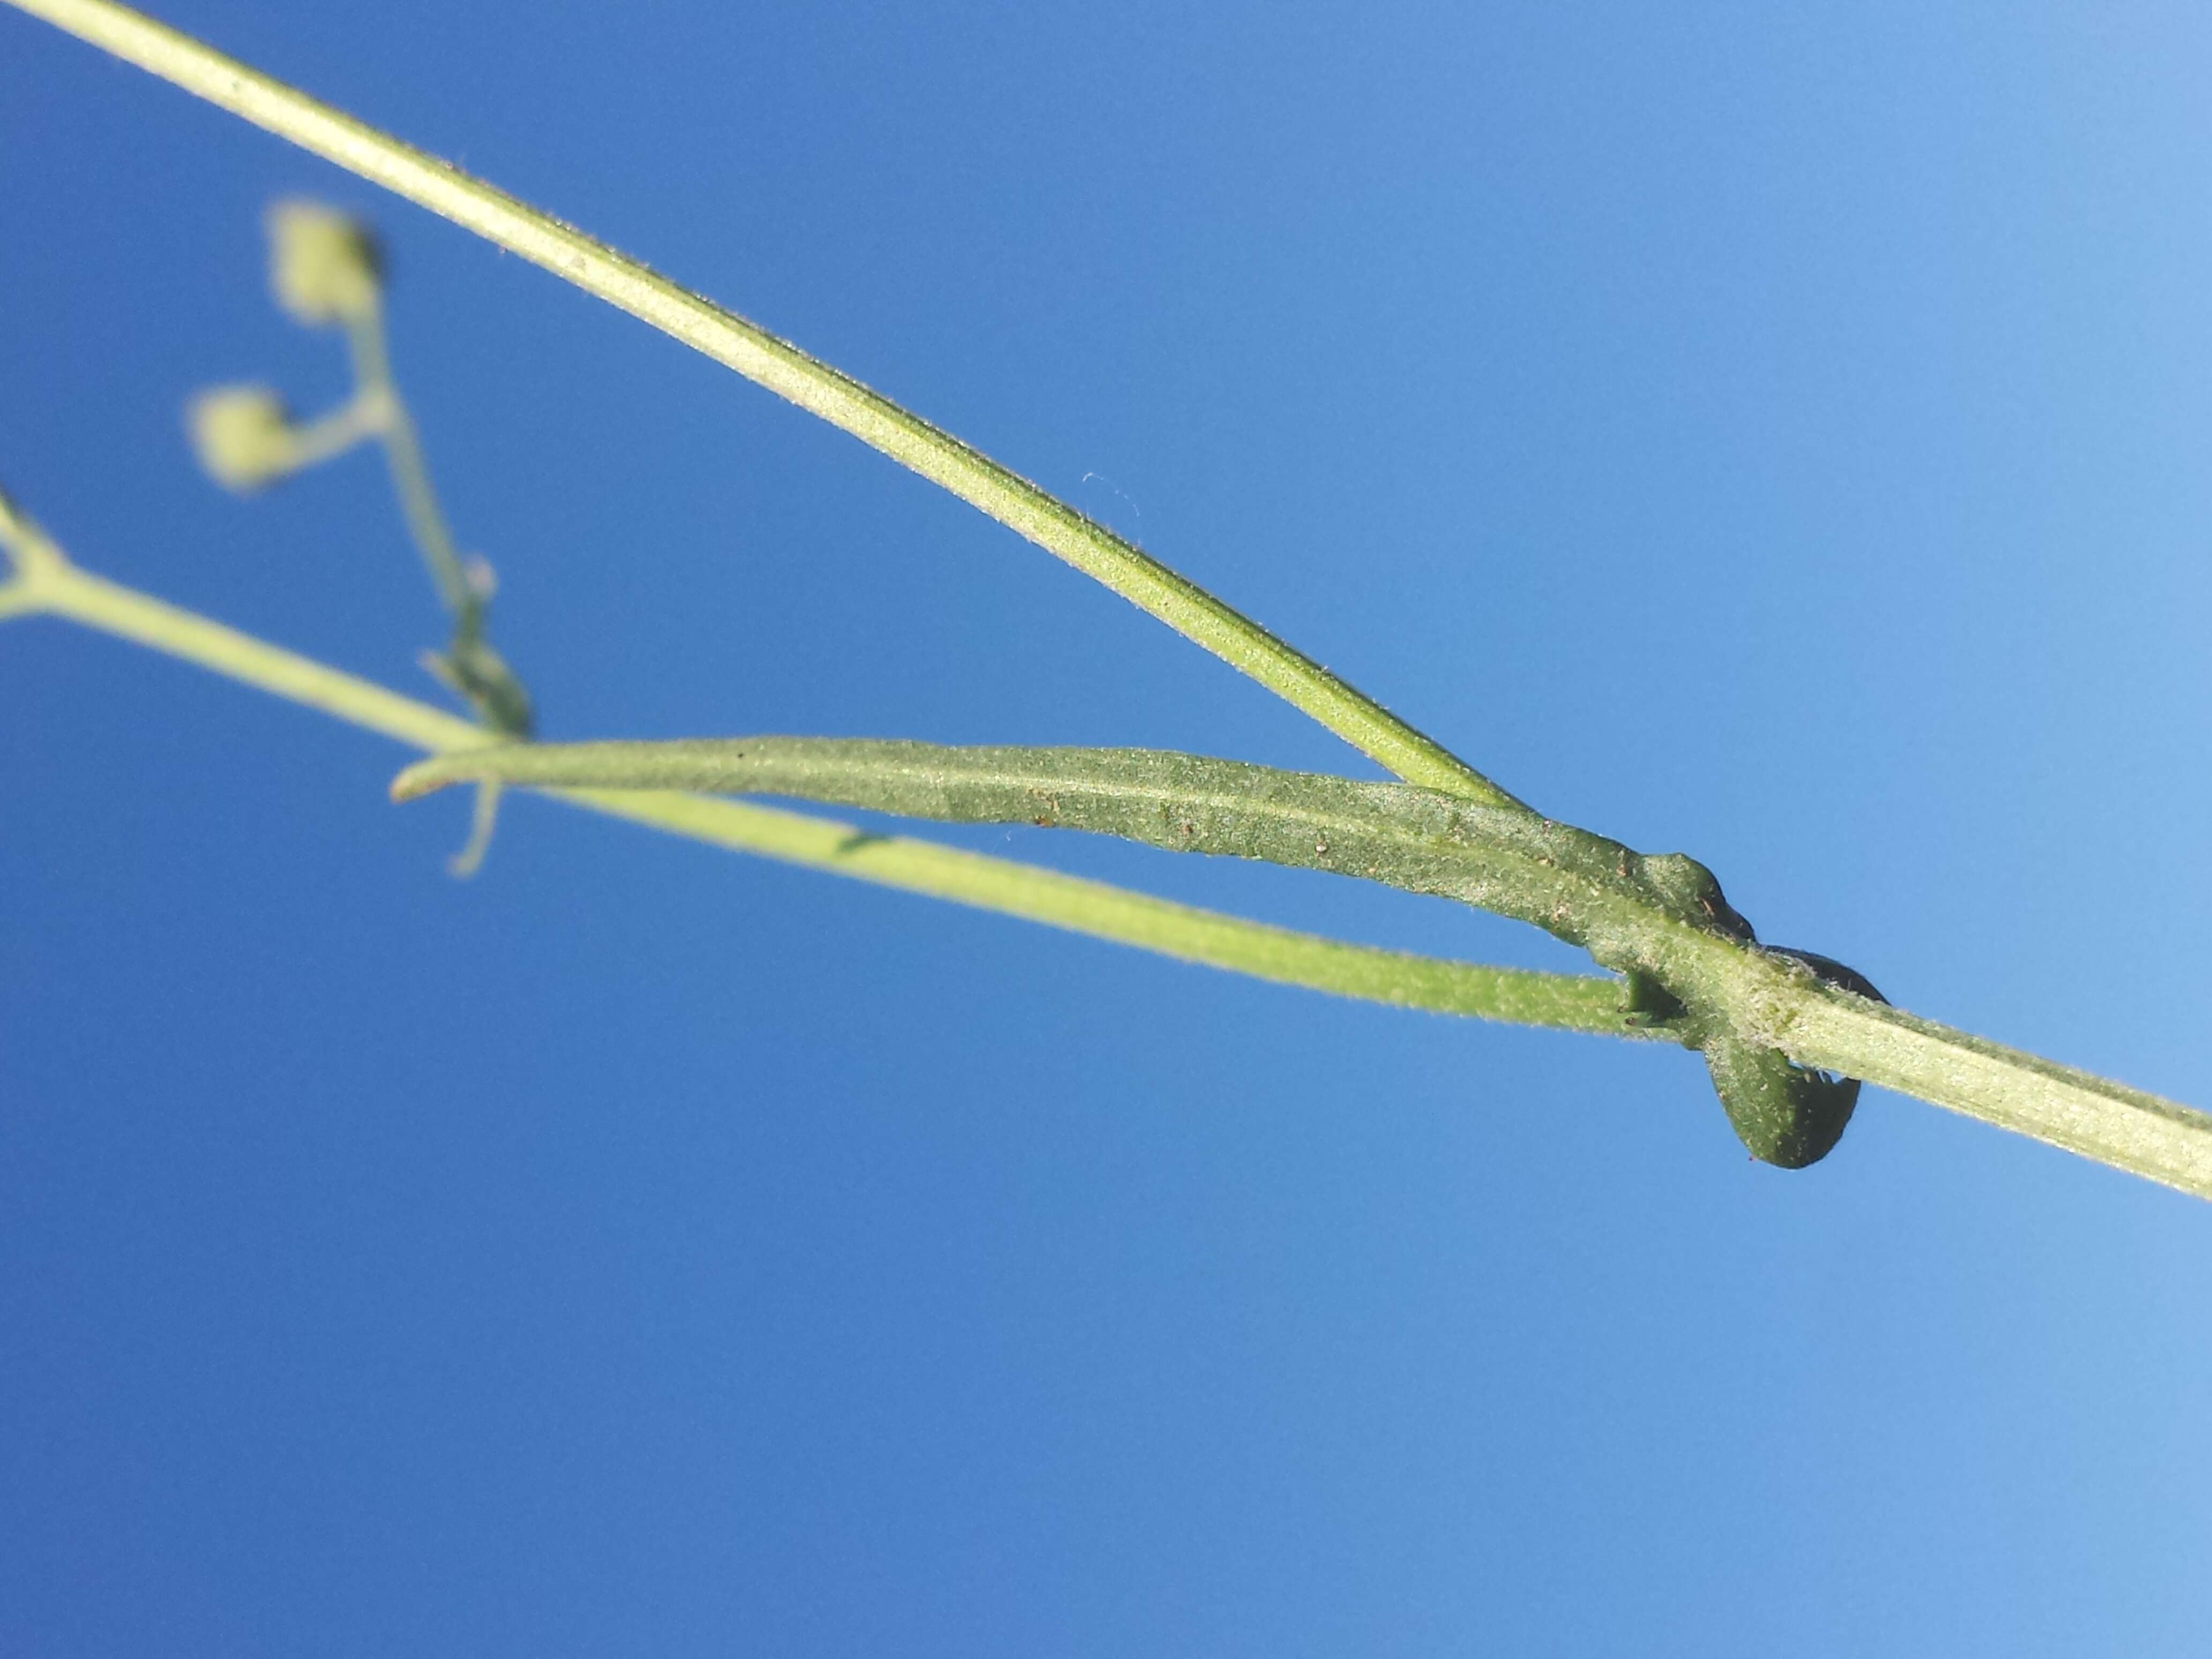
[392,738,1760,975]
[3,0,1527,813]
[5,507,2207,1196]
[6,0,2207,1197]
[343,311,472,622]
[0,513,1627,1037]
[283,390,391,471]
[390,737,2212,1194]
[333,297,534,751]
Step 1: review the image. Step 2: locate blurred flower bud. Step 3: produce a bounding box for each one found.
[266,198,382,326]
[186,385,300,493]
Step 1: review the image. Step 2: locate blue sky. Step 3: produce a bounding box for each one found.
[4,2,2209,1653]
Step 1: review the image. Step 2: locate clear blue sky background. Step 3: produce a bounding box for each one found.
[4,2,2209,1653]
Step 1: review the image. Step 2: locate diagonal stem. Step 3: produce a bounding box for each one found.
[388,735,2212,1200]
[0,509,1630,1036]
[5,1,2206,1197]
[1,0,1526,812]
[342,309,474,623]
[392,738,1753,974]
[5,502,2208,1197]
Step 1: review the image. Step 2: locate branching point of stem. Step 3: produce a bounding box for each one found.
[390,736,2212,1198]
[6,504,1636,1040]
[0,487,72,615]
[7,0,2209,1201]
[3,0,1521,810]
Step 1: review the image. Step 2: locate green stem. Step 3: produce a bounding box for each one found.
[285,387,391,470]
[393,738,1754,973]
[0,508,1626,1036]
[343,309,473,622]
[5,502,2207,1195]
[6,0,2206,1195]
[2,0,1525,812]
[389,736,2212,1199]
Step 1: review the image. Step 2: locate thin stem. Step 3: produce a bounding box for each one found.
[390,735,2212,1200]
[335,305,532,747]
[1764,994,2212,1200]
[0,485,68,590]
[392,738,1751,972]
[6,1,2206,1195]
[0,513,1626,1036]
[2,0,1527,812]
[285,386,392,470]
[447,777,503,879]
[342,309,480,625]
[0,576,44,621]
[5,507,2208,1196]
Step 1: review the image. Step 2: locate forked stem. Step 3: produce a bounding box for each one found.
[5,499,2209,1194]
[4,0,2207,1198]
[0,507,1630,1037]
[2,0,1525,812]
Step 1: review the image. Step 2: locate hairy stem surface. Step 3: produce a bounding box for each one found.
[392,737,2212,1199]
[394,739,1757,975]
[5,0,2206,1197]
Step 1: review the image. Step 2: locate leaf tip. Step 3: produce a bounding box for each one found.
[390,757,460,802]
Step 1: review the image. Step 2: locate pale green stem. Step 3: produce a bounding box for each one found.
[1,0,1527,813]
[446,777,504,879]
[286,386,392,470]
[393,736,2212,1201]
[341,306,474,622]
[393,739,1757,972]
[5,0,2206,1194]
[324,292,528,866]
[5,504,2207,1195]
[0,507,1622,1035]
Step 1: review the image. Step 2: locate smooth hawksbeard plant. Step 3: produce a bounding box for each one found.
[2,0,2207,1199]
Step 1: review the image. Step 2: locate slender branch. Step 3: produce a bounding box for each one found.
[0,581,44,621]
[282,389,390,470]
[343,311,472,621]
[390,736,2212,1199]
[0,509,1630,1037]
[6,498,2208,1193]
[0,0,1525,812]
[5,1,2205,1195]
[333,296,535,747]
[1765,995,2212,1200]
[392,739,1763,969]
